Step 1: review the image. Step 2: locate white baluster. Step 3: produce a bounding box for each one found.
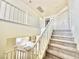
[5,4,11,20]
[9,6,14,21]
[0,1,6,19]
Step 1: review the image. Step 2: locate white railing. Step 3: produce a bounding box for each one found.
[5,46,27,59]
[27,19,54,59]
[5,19,54,59]
[0,0,27,25]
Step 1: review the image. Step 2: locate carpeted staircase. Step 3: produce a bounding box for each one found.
[44,30,79,59]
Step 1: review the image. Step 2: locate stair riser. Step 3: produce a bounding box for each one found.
[48,46,79,58]
[50,40,77,48]
[52,36,74,42]
[46,53,62,59]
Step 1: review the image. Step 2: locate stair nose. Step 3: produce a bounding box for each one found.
[53,30,71,32]
[52,35,74,38]
[50,39,77,48]
[51,35,74,42]
[45,52,62,59]
[48,43,77,52]
[47,49,77,59]
[52,32,72,36]
[53,30,73,37]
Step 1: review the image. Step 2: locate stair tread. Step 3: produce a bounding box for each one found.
[47,49,63,58]
[47,49,75,59]
[51,35,74,42]
[44,56,51,59]
[46,52,62,59]
[52,35,73,38]
[53,32,72,36]
[53,30,71,32]
[50,39,75,44]
[44,56,53,59]
[49,43,77,52]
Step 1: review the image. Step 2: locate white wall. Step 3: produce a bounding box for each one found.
[54,11,70,30]
[0,20,40,59]
[69,0,79,50]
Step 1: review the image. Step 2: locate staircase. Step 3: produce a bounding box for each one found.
[44,30,79,59]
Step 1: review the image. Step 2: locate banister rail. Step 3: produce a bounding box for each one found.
[31,19,53,49]
[2,0,25,12]
[3,0,54,59]
[5,46,27,59]
[5,19,54,59]
[26,19,54,59]
[0,0,38,28]
[0,0,26,23]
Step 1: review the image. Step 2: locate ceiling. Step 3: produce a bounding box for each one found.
[25,0,68,17]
